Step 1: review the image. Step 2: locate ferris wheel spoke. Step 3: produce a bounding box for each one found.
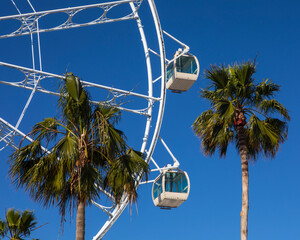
[95,103,153,116]
[0,116,36,151]
[92,201,114,218]
[0,0,144,39]
[0,61,159,116]
[0,61,160,101]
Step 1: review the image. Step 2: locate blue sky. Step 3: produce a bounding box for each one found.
[0,0,300,239]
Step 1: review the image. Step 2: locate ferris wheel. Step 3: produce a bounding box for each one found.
[0,0,199,239]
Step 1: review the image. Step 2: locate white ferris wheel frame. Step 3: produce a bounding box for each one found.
[0,0,192,239]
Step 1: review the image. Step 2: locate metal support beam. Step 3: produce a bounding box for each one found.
[0,0,143,39]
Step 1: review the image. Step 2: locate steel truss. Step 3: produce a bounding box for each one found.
[0,61,160,116]
[0,0,143,39]
[0,117,18,150]
[0,0,190,239]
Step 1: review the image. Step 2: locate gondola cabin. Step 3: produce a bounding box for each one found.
[152,170,190,208]
[166,51,199,93]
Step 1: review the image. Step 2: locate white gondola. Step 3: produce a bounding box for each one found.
[152,169,190,208]
[166,50,199,93]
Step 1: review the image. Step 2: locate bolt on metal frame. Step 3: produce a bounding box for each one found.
[0,0,191,239]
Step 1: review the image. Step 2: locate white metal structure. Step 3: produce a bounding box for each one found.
[0,0,195,239]
[166,50,200,92]
[152,169,190,208]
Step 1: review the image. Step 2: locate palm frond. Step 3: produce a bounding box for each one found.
[58,73,92,130]
[0,218,6,237]
[79,165,102,201]
[105,149,148,203]
[249,115,278,144]
[55,135,78,161]
[248,115,288,158]
[232,61,256,86]
[95,104,121,126]
[214,99,236,123]
[65,73,83,102]
[193,109,234,157]
[255,79,280,101]
[31,117,60,143]
[204,65,229,90]
[192,109,214,136]
[200,90,219,102]
[258,99,290,120]
[228,62,256,104]
[19,210,37,237]
[5,209,20,232]
[9,140,44,187]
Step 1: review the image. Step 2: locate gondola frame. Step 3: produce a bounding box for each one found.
[152,169,190,208]
[166,52,200,92]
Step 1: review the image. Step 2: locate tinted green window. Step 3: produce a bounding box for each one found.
[153,176,163,199]
[167,62,174,80]
[176,56,197,74]
[165,172,188,193]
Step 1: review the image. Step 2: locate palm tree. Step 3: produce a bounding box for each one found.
[0,217,6,239]
[192,61,289,240]
[9,73,149,240]
[0,208,38,240]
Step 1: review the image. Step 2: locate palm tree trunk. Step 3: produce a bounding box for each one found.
[76,200,85,240]
[237,126,249,240]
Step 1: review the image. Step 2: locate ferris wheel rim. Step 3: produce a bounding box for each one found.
[92,0,166,238]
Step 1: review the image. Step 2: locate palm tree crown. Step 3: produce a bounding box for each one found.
[192,61,289,240]
[9,74,149,240]
[193,61,289,159]
[0,208,38,240]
